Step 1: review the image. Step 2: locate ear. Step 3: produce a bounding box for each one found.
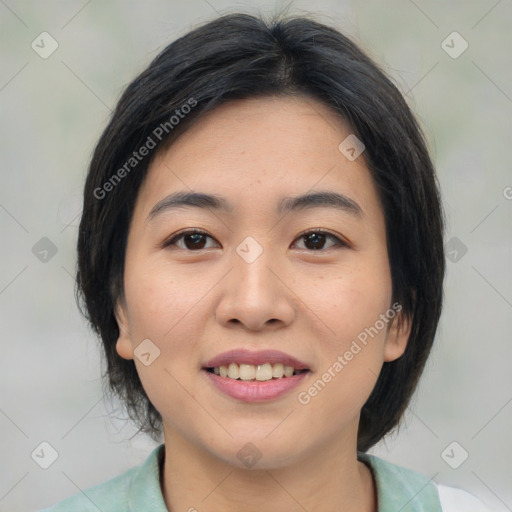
[114,301,134,360]
[383,307,412,362]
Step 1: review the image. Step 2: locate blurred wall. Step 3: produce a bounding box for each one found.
[1,1,511,511]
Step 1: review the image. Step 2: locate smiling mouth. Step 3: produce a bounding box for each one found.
[204,362,309,381]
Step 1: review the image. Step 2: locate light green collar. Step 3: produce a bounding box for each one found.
[128,444,168,511]
[358,452,442,511]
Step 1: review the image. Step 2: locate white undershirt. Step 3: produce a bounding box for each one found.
[437,484,492,511]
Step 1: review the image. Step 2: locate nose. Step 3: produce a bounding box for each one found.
[215,250,297,332]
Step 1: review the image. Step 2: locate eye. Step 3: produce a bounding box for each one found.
[163,229,219,251]
[163,228,348,252]
[292,229,347,251]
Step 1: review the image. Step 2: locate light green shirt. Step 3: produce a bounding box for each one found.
[40,444,446,511]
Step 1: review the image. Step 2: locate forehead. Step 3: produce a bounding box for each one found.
[133,95,382,223]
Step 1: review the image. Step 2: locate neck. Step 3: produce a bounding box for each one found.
[160,427,377,512]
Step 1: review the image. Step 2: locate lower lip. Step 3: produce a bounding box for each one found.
[202,369,310,402]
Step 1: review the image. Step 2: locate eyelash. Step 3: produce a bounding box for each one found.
[162,228,349,251]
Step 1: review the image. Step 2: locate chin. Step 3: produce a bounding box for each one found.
[201,432,309,471]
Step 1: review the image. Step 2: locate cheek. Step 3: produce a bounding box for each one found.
[295,293,390,427]
[305,262,392,343]
[293,261,392,404]
[122,265,214,428]
[122,259,228,400]
[124,260,207,340]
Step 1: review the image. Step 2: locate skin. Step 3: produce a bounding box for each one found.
[115,95,411,512]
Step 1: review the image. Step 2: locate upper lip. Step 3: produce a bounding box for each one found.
[203,349,310,371]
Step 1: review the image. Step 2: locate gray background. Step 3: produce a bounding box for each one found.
[1,1,511,511]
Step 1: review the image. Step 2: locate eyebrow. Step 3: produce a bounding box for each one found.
[146,190,363,222]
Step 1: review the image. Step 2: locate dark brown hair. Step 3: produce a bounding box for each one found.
[76,13,445,452]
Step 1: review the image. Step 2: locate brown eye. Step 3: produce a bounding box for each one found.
[182,233,208,250]
[293,230,346,251]
[164,230,219,250]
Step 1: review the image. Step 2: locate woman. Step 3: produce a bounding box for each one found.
[42,12,490,512]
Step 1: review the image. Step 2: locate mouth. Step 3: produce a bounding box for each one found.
[201,349,311,401]
[204,362,309,381]
[202,348,311,381]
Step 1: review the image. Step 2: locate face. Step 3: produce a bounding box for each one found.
[115,95,410,468]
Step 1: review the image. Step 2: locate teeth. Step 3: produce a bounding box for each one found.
[213,362,301,381]
[256,363,273,381]
[239,364,256,381]
[283,365,294,377]
[272,363,284,378]
[227,362,239,379]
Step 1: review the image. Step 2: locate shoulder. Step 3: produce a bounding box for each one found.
[38,468,135,512]
[38,444,166,512]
